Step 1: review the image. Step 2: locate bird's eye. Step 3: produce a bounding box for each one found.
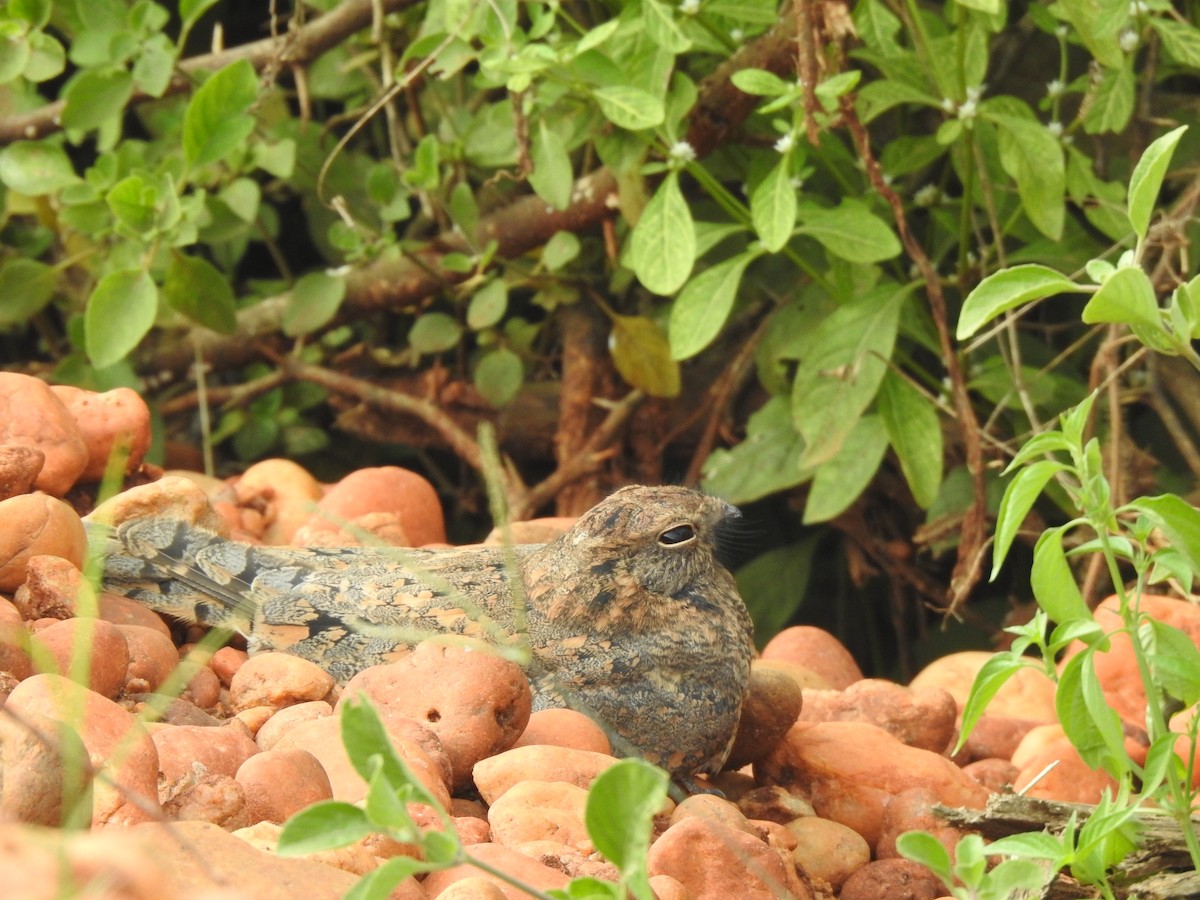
[658,523,696,546]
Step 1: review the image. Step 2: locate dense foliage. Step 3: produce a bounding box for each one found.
[3,0,1200,670]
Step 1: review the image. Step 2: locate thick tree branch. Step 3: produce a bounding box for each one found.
[0,0,421,145]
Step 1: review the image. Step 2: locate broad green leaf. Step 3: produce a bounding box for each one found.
[736,539,819,641]
[669,250,757,360]
[642,0,690,53]
[528,121,572,211]
[792,284,909,467]
[1144,620,1200,709]
[283,271,346,337]
[105,174,161,236]
[277,801,373,856]
[409,311,461,354]
[339,697,444,810]
[0,258,57,325]
[24,31,65,83]
[953,0,1000,11]
[1152,18,1200,68]
[986,831,1068,860]
[542,231,580,271]
[1080,265,1160,331]
[702,397,810,504]
[957,265,1082,339]
[0,140,80,195]
[344,857,444,900]
[730,68,791,97]
[878,371,942,508]
[991,113,1065,240]
[609,314,680,398]
[1083,62,1134,135]
[61,68,133,132]
[132,33,176,97]
[991,459,1067,579]
[855,79,939,123]
[574,20,620,55]
[1057,651,1127,772]
[795,199,900,263]
[0,36,32,86]
[592,85,664,130]
[467,280,507,330]
[1031,528,1092,625]
[751,156,798,252]
[1057,0,1125,67]
[955,652,1027,750]
[180,0,222,28]
[85,269,157,369]
[10,0,51,27]
[1127,494,1200,575]
[803,415,889,523]
[585,759,667,900]
[896,832,953,881]
[473,347,524,407]
[1127,125,1187,242]
[162,252,237,334]
[627,172,696,295]
[183,59,258,169]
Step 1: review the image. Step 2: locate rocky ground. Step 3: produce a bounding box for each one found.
[2,369,1199,900]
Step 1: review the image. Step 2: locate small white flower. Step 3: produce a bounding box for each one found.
[679,0,700,14]
[730,28,744,42]
[1119,28,1139,52]
[913,184,940,206]
[966,84,986,102]
[669,140,697,161]
[881,173,893,187]
[1062,134,1074,145]
[774,132,795,154]
[957,98,978,121]
[1046,78,1065,98]
[966,250,979,266]
[1055,25,1069,39]
[1130,1,1148,15]
[1047,120,1064,138]
[940,97,956,113]
[790,176,804,190]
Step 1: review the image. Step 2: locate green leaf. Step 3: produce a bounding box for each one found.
[1144,620,1200,709]
[467,280,508,330]
[957,264,1082,339]
[1127,125,1187,242]
[1126,494,1200,575]
[409,311,461,354]
[183,59,258,169]
[473,347,524,407]
[792,283,909,467]
[529,121,572,211]
[592,85,664,130]
[627,172,696,295]
[751,156,798,252]
[795,199,900,263]
[0,258,57,325]
[84,269,158,369]
[669,250,757,360]
[277,801,374,856]
[736,539,819,640]
[585,759,667,900]
[730,68,791,97]
[61,68,133,133]
[609,314,680,398]
[344,857,445,900]
[991,113,1065,240]
[23,31,65,83]
[702,397,810,504]
[1152,18,1200,68]
[991,459,1067,579]
[878,371,942,508]
[0,36,32,86]
[1057,0,1125,67]
[162,252,237,334]
[542,231,580,271]
[642,0,690,53]
[105,174,161,236]
[132,33,176,97]
[1083,62,1134,135]
[896,831,954,882]
[1057,651,1127,772]
[180,0,222,29]
[1080,265,1161,332]
[803,415,889,523]
[1031,528,1092,625]
[0,140,80,195]
[953,0,1000,11]
[283,271,346,337]
[954,652,1027,750]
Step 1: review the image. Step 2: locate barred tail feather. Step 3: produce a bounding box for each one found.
[90,517,261,634]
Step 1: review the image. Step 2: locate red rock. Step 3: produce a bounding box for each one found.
[0,710,91,826]
[753,658,834,690]
[162,772,253,830]
[0,596,32,679]
[433,876,509,900]
[962,757,1020,793]
[671,793,757,835]
[49,386,151,482]
[0,492,88,593]
[648,874,690,900]
[910,650,1057,721]
[455,814,491,845]
[211,646,248,686]
[229,651,335,712]
[487,780,592,852]
[483,517,576,545]
[87,475,229,537]
[473,745,618,804]
[725,662,804,769]
[292,511,411,549]
[798,679,957,753]
[757,721,988,848]
[648,816,809,900]
[234,459,324,545]
[153,722,259,784]
[954,714,1044,764]
[421,842,570,899]
[180,661,222,709]
[735,786,815,824]
[11,554,89,620]
[6,673,160,826]
[761,626,864,689]
[255,699,333,750]
[237,748,333,824]
[0,373,88,496]
[339,640,531,790]
[0,444,44,501]
[1012,729,1124,804]
[840,858,946,900]
[302,466,446,547]
[97,592,172,637]
[513,707,612,755]
[876,786,970,859]
[788,816,871,892]
[32,617,130,699]
[118,624,179,693]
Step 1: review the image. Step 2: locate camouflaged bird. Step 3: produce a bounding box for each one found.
[88,478,755,779]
